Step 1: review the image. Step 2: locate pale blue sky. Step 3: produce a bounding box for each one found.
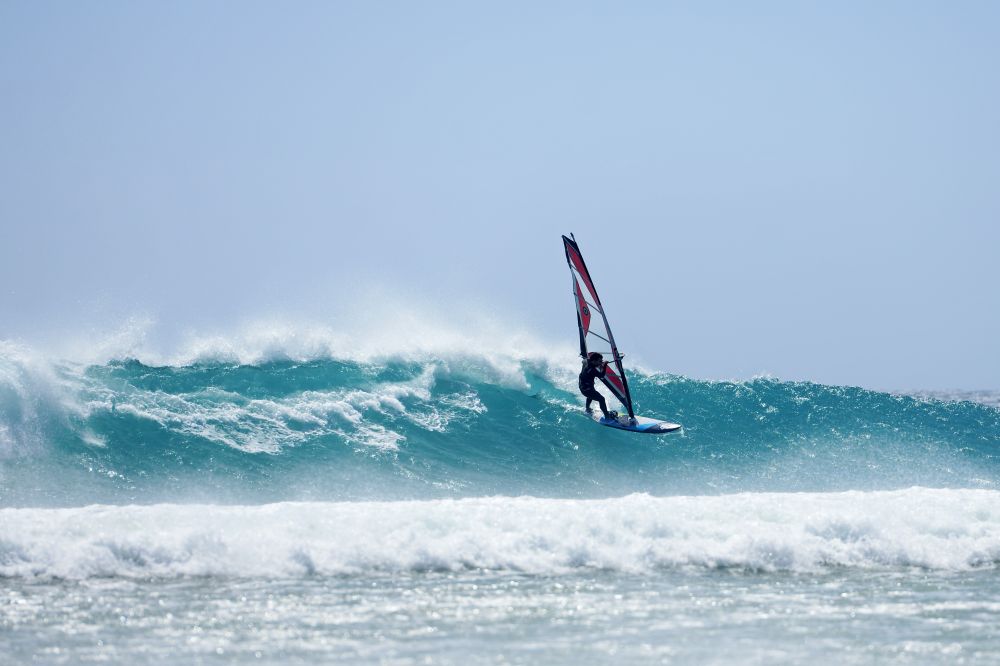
[1,1,997,389]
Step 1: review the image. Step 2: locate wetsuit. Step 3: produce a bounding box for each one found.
[579,361,611,419]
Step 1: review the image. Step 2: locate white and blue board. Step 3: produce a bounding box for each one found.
[592,411,682,434]
[563,234,682,435]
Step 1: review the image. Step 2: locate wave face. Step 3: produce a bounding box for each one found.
[3,489,999,579]
[1,339,999,506]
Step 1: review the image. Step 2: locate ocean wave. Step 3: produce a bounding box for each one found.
[2,488,999,579]
[1,335,998,505]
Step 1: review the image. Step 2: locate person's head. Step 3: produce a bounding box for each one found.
[587,352,604,366]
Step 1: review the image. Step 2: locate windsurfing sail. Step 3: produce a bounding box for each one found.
[562,234,635,419]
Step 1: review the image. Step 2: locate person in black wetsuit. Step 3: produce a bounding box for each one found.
[579,352,618,420]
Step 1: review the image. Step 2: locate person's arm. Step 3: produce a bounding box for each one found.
[597,362,608,378]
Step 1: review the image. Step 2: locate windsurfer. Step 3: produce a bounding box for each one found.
[579,352,618,420]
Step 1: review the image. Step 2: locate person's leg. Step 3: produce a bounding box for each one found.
[583,389,606,417]
[585,390,610,419]
[595,393,611,419]
[583,389,613,419]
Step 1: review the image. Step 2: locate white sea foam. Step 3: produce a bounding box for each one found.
[906,389,1000,410]
[27,303,581,383]
[87,367,477,453]
[2,488,999,579]
[0,341,77,459]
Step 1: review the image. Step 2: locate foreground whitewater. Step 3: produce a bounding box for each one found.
[3,488,1000,579]
[2,333,1000,664]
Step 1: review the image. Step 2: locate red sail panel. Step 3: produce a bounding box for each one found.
[574,277,591,336]
[563,239,602,307]
[600,364,630,412]
[604,364,627,396]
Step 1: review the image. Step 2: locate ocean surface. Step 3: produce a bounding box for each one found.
[2,334,999,664]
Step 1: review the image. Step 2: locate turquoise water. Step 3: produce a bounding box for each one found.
[2,339,999,663]
[2,349,997,505]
